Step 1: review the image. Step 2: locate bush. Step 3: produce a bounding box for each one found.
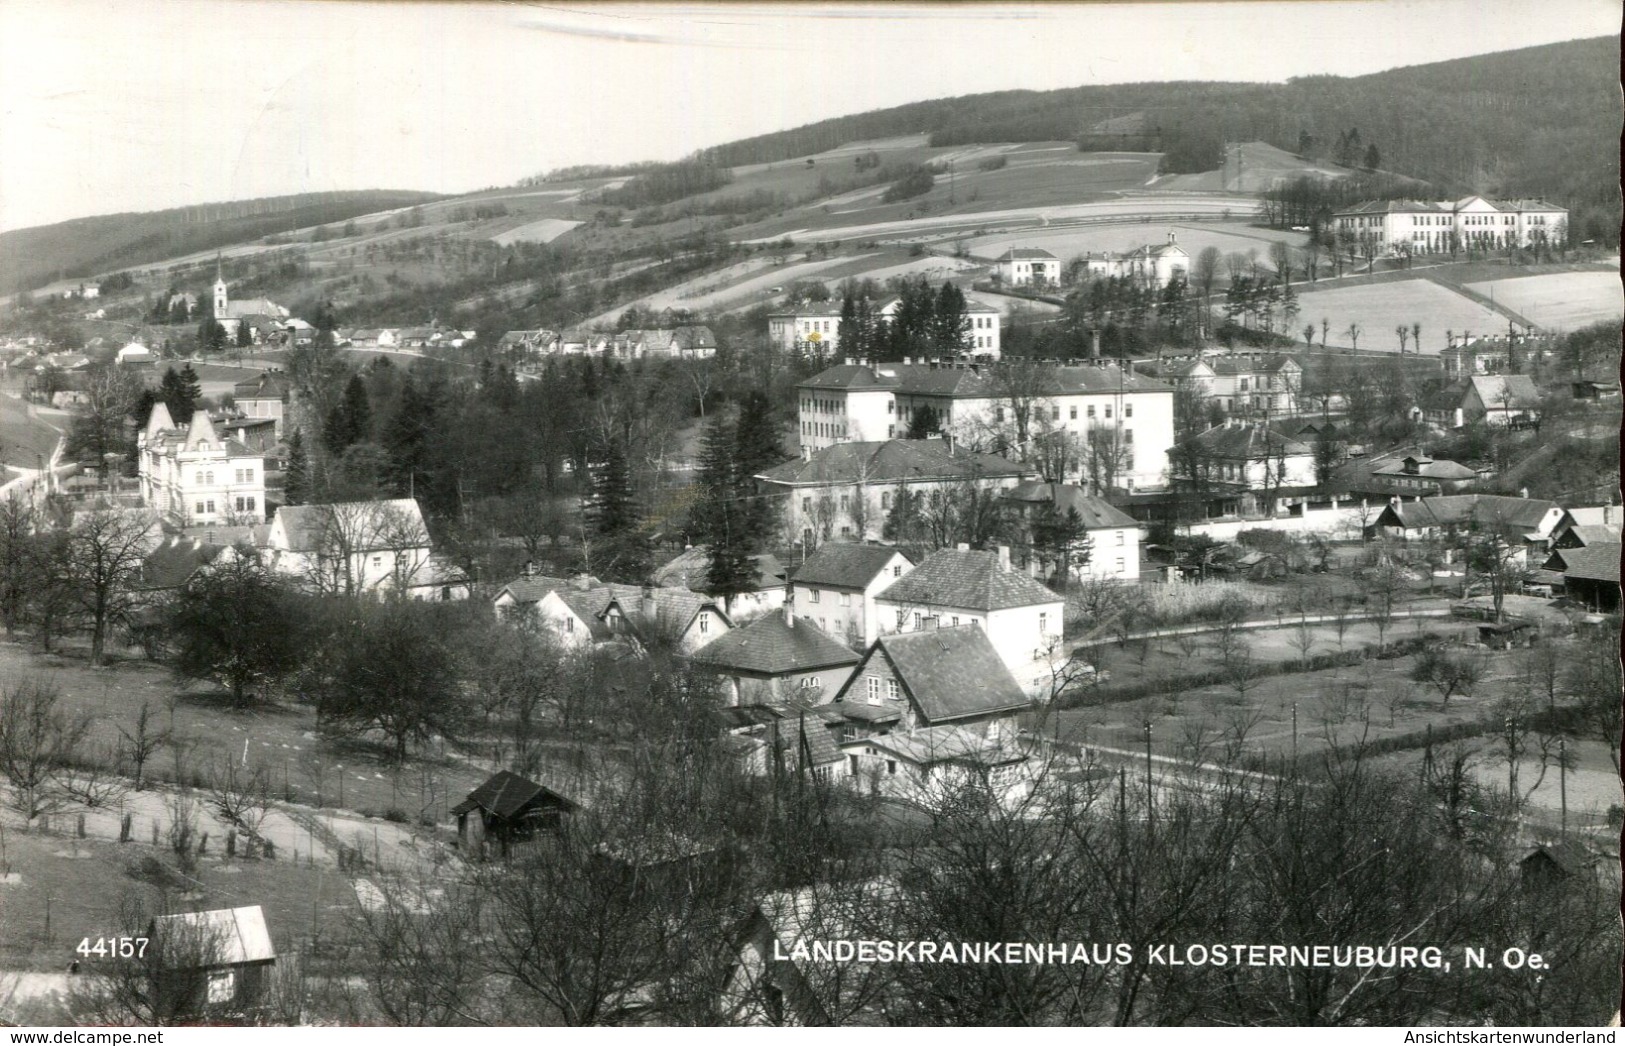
[977,155,1008,172]
[881,165,935,204]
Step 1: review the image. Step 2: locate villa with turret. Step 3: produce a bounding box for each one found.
[137,404,267,526]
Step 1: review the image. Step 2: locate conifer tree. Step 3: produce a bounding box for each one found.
[587,440,649,583]
[283,429,309,506]
[324,374,372,455]
[693,414,758,604]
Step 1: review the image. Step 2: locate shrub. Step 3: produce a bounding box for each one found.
[881,165,935,204]
[977,155,1008,172]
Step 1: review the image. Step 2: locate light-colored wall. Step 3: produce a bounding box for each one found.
[724,662,857,707]
[871,602,1063,682]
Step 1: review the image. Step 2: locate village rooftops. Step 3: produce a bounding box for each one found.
[1561,525,1623,547]
[653,547,786,594]
[695,612,859,676]
[757,439,1030,487]
[1467,374,1542,408]
[790,543,912,590]
[877,547,1058,613]
[1002,482,1139,529]
[868,625,1032,722]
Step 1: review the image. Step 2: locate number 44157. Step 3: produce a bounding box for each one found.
[77,937,148,959]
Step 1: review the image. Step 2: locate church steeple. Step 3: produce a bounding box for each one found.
[212,254,228,317]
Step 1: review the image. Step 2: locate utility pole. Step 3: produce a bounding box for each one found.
[1559,737,1567,836]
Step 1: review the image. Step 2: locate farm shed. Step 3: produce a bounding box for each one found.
[146,905,276,1017]
[452,769,581,855]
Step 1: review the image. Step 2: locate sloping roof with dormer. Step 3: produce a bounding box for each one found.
[791,543,912,590]
[1002,482,1139,529]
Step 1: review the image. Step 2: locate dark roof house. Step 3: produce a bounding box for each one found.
[875,547,1059,613]
[835,625,1031,727]
[790,544,913,590]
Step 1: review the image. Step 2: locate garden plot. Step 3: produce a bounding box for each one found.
[1293,279,1504,352]
[1464,271,1625,332]
[490,218,582,246]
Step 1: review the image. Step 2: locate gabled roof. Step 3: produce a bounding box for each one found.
[1384,495,1563,531]
[494,574,582,606]
[1543,544,1621,584]
[1370,455,1479,481]
[652,547,785,594]
[758,439,1030,487]
[272,499,431,553]
[601,587,733,636]
[694,612,859,675]
[869,626,1031,723]
[149,906,275,966]
[549,588,618,639]
[797,364,901,391]
[133,537,227,591]
[1002,482,1138,529]
[1561,525,1622,547]
[876,547,1060,612]
[998,248,1057,261]
[1182,422,1313,459]
[1467,375,1541,410]
[790,543,911,590]
[233,371,292,399]
[450,769,581,819]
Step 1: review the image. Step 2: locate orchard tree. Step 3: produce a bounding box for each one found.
[168,556,307,706]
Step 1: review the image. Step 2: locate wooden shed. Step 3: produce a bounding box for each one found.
[451,770,580,855]
[146,905,276,1018]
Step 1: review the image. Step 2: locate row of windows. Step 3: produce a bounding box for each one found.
[192,468,256,486]
[804,397,845,414]
[802,421,848,438]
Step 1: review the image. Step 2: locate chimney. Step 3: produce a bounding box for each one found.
[801,445,812,462]
[522,559,536,577]
[956,542,971,552]
[997,545,1011,573]
[640,581,656,622]
[783,595,794,628]
[1519,487,1528,500]
[1168,231,1177,245]
[1089,330,1100,358]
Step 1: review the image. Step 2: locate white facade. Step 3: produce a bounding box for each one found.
[266,499,434,597]
[872,598,1061,688]
[137,406,266,526]
[791,550,914,647]
[996,249,1060,288]
[767,304,844,353]
[1332,196,1569,256]
[1079,233,1190,288]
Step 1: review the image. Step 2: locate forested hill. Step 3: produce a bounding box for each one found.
[0,189,442,295]
[695,36,1620,236]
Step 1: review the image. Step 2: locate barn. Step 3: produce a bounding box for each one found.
[146,905,276,1018]
[451,770,582,855]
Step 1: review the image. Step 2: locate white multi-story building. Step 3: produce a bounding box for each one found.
[267,498,466,600]
[795,360,1176,492]
[769,297,1002,358]
[1079,232,1190,288]
[1331,196,1568,256]
[995,248,1061,288]
[1141,353,1303,416]
[138,405,266,526]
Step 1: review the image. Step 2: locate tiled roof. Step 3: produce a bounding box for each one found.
[853,724,1028,767]
[757,439,1030,487]
[790,543,911,589]
[133,538,227,591]
[876,548,1060,612]
[873,624,1032,723]
[449,769,582,819]
[273,499,430,553]
[695,613,859,675]
[1371,456,1478,481]
[1182,423,1312,459]
[1563,525,1622,547]
[652,547,786,594]
[1002,482,1138,529]
[797,364,900,391]
[602,587,732,635]
[1387,495,1562,531]
[495,575,582,605]
[1544,544,1621,584]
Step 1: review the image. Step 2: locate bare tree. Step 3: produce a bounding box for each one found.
[0,679,91,820]
[67,506,158,663]
[298,500,432,598]
[118,702,169,791]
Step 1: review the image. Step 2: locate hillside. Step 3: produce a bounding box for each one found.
[0,190,444,295]
[694,36,1621,239]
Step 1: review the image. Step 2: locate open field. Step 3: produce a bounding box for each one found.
[0,641,490,828]
[965,220,1306,266]
[0,828,366,977]
[1464,271,1625,331]
[1293,277,1507,352]
[489,217,583,246]
[1054,624,1535,765]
